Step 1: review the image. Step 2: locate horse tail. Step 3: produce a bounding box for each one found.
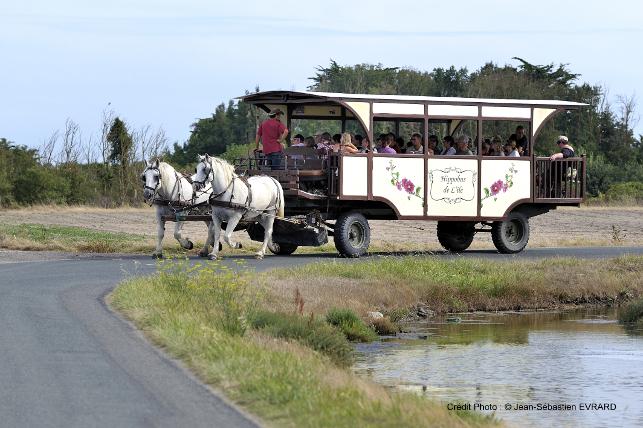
[274,177,285,218]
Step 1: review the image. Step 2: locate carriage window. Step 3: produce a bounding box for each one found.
[450,119,478,155]
[481,120,530,157]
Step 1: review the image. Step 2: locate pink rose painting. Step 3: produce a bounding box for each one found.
[387,160,423,203]
[481,163,518,206]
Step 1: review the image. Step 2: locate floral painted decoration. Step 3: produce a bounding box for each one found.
[386,160,423,203]
[481,163,518,206]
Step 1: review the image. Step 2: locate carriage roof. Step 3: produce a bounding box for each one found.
[239,90,587,109]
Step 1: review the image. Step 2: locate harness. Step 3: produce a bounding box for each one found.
[145,165,209,213]
[204,161,282,218]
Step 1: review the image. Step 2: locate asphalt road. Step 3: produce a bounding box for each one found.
[0,245,642,428]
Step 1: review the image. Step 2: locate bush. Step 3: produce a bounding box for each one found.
[618,298,643,324]
[325,308,378,342]
[370,317,399,335]
[250,311,353,366]
[220,143,254,163]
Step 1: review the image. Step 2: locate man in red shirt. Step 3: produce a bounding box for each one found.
[255,108,289,170]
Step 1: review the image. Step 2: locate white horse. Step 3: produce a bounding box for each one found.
[141,159,215,258]
[192,154,284,260]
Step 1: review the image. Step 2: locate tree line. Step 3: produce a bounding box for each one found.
[0,58,641,206]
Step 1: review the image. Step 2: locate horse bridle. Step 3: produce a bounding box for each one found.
[142,166,161,203]
[192,159,212,188]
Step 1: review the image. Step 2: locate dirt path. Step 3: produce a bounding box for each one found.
[1,205,641,250]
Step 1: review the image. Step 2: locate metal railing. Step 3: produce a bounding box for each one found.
[534,156,586,200]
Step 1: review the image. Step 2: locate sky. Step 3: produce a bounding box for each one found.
[2,0,642,153]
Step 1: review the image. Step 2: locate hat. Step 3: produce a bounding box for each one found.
[268,108,284,117]
[557,135,569,144]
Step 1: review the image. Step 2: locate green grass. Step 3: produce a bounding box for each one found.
[0,223,152,253]
[268,256,643,315]
[326,308,379,342]
[110,260,497,428]
[249,310,354,366]
[619,298,643,324]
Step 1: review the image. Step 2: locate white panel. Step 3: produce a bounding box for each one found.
[427,105,478,117]
[533,108,556,137]
[480,160,531,217]
[341,156,368,196]
[372,156,424,216]
[373,103,424,116]
[426,158,478,217]
[346,101,371,131]
[481,106,531,119]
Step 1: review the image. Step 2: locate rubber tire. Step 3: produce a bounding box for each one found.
[268,242,298,255]
[437,221,475,252]
[491,211,530,254]
[334,212,371,257]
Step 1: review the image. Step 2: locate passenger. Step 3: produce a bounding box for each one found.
[336,132,359,154]
[440,135,456,155]
[549,135,575,160]
[455,135,473,155]
[354,134,363,148]
[377,134,387,151]
[511,125,529,156]
[379,135,397,154]
[388,133,401,153]
[332,134,342,146]
[481,138,491,156]
[491,135,504,156]
[427,135,438,155]
[359,136,375,153]
[304,136,316,148]
[316,132,333,156]
[255,108,288,170]
[396,137,406,153]
[407,133,424,154]
[291,134,306,147]
[503,141,520,157]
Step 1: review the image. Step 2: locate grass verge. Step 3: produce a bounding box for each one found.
[110,259,497,428]
[265,255,643,316]
[0,223,153,253]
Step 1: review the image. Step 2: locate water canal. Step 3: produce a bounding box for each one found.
[354,309,643,427]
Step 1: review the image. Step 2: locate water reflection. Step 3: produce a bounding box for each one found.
[354,309,643,428]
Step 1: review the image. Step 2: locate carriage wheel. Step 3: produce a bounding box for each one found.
[334,212,370,257]
[437,221,475,252]
[491,211,530,254]
[268,242,298,255]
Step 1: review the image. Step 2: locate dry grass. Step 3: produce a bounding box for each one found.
[265,256,643,317]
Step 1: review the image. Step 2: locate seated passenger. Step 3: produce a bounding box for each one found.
[549,135,575,160]
[455,135,473,155]
[481,138,491,156]
[377,134,387,151]
[395,137,406,153]
[379,135,397,154]
[388,133,401,153]
[407,133,424,154]
[511,125,529,156]
[332,134,342,145]
[491,136,504,156]
[503,141,520,157]
[427,135,438,155]
[335,132,359,154]
[304,136,316,148]
[440,136,456,155]
[316,132,333,155]
[291,134,306,147]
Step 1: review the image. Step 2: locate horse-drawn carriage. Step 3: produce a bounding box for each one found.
[145,90,587,258]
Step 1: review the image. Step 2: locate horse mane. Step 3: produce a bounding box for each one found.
[209,156,237,184]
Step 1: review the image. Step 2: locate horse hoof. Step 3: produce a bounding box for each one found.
[236,243,243,249]
[186,240,194,250]
[152,253,163,259]
[208,254,219,261]
[218,243,223,251]
[255,253,264,260]
[198,251,209,258]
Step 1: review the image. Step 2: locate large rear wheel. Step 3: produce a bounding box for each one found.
[491,211,530,254]
[334,212,370,257]
[437,221,475,252]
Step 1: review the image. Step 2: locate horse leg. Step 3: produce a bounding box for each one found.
[199,221,212,257]
[207,216,223,260]
[222,214,243,250]
[153,212,165,259]
[256,215,275,260]
[173,221,193,250]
